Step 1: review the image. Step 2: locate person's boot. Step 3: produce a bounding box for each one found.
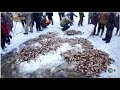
[102,38,107,41]
[23,32,28,35]
[96,33,99,36]
[30,31,33,33]
[62,27,66,31]
[106,40,110,43]
[115,33,117,35]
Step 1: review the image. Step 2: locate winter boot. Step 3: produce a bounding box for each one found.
[30,31,33,33]
[23,32,28,35]
[105,40,110,43]
[102,38,107,41]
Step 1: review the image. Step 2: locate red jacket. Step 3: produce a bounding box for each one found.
[1,21,10,36]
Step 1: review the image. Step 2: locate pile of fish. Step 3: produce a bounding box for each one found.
[65,30,83,36]
[61,49,113,78]
[64,37,93,49]
[15,32,64,62]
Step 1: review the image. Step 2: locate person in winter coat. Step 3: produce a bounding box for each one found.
[115,14,119,35]
[102,13,116,43]
[4,12,13,32]
[46,12,53,25]
[91,13,99,35]
[19,12,33,34]
[33,13,43,31]
[88,12,93,24]
[78,12,85,26]
[60,16,73,31]
[58,12,65,21]
[1,17,11,49]
[66,12,78,21]
[96,12,109,37]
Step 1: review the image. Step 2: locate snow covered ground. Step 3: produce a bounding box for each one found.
[1,12,120,78]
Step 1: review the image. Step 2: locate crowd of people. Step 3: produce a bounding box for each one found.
[89,12,120,43]
[1,12,120,50]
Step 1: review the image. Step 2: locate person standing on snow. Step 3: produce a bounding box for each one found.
[33,13,43,31]
[78,12,85,26]
[96,12,109,37]
[58,12,65,21]
[1,15,11,49]
[60,16,73,31]
[19,12,33,34]
[88,12,93,24]
[91,13,99,35]
[102,13,116,43]
[4,12,13,39]
[46,12,53,25]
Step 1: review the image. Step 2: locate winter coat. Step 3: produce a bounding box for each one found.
[46,13,53,20]
[98,13,109,24]
[60,17,73,27]
[106,13,116,29]
[5,13,13,29]
[114,15,119,28]
[33,13,43,22]
[1,20,10,37]
[79,13,85,21]
[19,12,33,25]
[91,13,99,25]
[88,12,93,18]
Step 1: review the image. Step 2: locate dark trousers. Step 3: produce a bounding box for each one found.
[105,28,114,42]
[1,36,6,50]
[21,20,26,27]
[92,23,97,35]
[62,24,70,31]
[59,14,64,21]
[35,21,41,31]
[70,16,73,21]
[97,23,105,36]
[116,25,119,34]
[78,19,83,26]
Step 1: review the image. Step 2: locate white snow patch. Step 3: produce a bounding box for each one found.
[18,43,73,73]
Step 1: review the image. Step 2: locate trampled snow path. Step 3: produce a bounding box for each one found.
[1,12,120,78]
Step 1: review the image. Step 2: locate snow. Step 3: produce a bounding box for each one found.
[18,43,72,73]
[1,12,120,78]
